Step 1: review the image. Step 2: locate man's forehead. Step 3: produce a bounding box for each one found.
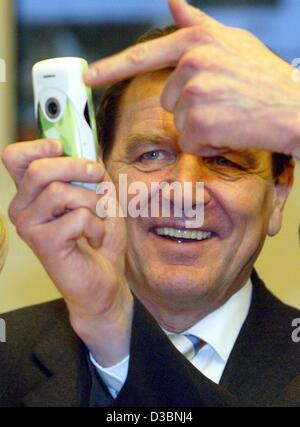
[116,74,174,139]
[120,95,164,116]
[119,69,171,112]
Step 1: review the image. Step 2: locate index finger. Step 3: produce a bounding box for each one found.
[84,26,211,87]
[1,139,63,187]
[84,0,223,88]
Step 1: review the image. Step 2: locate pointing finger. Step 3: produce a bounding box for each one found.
[168,0,220,28]
[84,26,211,87]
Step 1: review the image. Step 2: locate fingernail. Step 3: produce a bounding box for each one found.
[292,146,300,161]
[86,162,103,178]
[85,67,98,82]
[49,139,62,154]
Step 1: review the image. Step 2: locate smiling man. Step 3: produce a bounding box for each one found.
[1,3,300,407]
[104,68,290,332]
[90,58,299,404]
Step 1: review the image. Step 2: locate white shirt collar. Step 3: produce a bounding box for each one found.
[164,279,252,363]
[185,279,253,362]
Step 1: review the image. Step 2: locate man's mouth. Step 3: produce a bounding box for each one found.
[152,227,214,243]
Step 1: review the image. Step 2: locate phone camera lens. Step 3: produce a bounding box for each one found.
[46,98,60,119]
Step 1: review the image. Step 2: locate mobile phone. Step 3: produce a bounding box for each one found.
[32,57,98,189]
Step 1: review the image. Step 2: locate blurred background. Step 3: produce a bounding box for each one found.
[0,0,300,312]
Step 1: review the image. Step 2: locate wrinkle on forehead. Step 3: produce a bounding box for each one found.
[120,97,165,122]
[119,70,171,116]
[115,72,177,144]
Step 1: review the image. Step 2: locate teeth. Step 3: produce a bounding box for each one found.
[155,227,212,241]
[174,230,181,238]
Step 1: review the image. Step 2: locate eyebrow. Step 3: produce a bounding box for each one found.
[123,133,263,169]
[227,148,262,169]
[123,133,175,158]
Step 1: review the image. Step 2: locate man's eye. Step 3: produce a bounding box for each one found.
[134,149,176,171]
[139,150,169,162]
[208,156,243,170]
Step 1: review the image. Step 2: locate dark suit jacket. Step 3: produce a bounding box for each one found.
[0,270,299,407]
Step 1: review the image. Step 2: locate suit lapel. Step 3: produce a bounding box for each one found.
[220,270,300,405]
[18,272,299,406]
[21,316,91,407]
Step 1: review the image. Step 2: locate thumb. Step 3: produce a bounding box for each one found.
[168,0,219,28]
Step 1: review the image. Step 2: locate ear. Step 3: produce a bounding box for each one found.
[267,159,295,236]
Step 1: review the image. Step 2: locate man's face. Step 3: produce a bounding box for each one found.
[105,69,292,316]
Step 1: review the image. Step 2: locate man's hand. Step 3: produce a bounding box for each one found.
[2,139,133,367]
[85,0,300,159]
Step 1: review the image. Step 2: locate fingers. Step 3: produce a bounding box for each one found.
[100,214,127,267]
[161,44,230,113]
[1,139,63,187]
[19,209,105,259]
[161,48,205,112]
[178,105,220,154]
[43,209,105,252]
[14,182,99,228]
[63,209,104,251]
[172,72,231,134]
[8,157,104,224]
[168,0,219,28]
[84,26,211,87]
[84,0,223,88]
[178,105,239,155]
[292,146,300,161]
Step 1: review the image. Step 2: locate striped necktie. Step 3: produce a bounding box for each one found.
[168,334,205,360]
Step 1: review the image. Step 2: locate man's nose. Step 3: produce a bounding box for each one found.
[167,153,212,207]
